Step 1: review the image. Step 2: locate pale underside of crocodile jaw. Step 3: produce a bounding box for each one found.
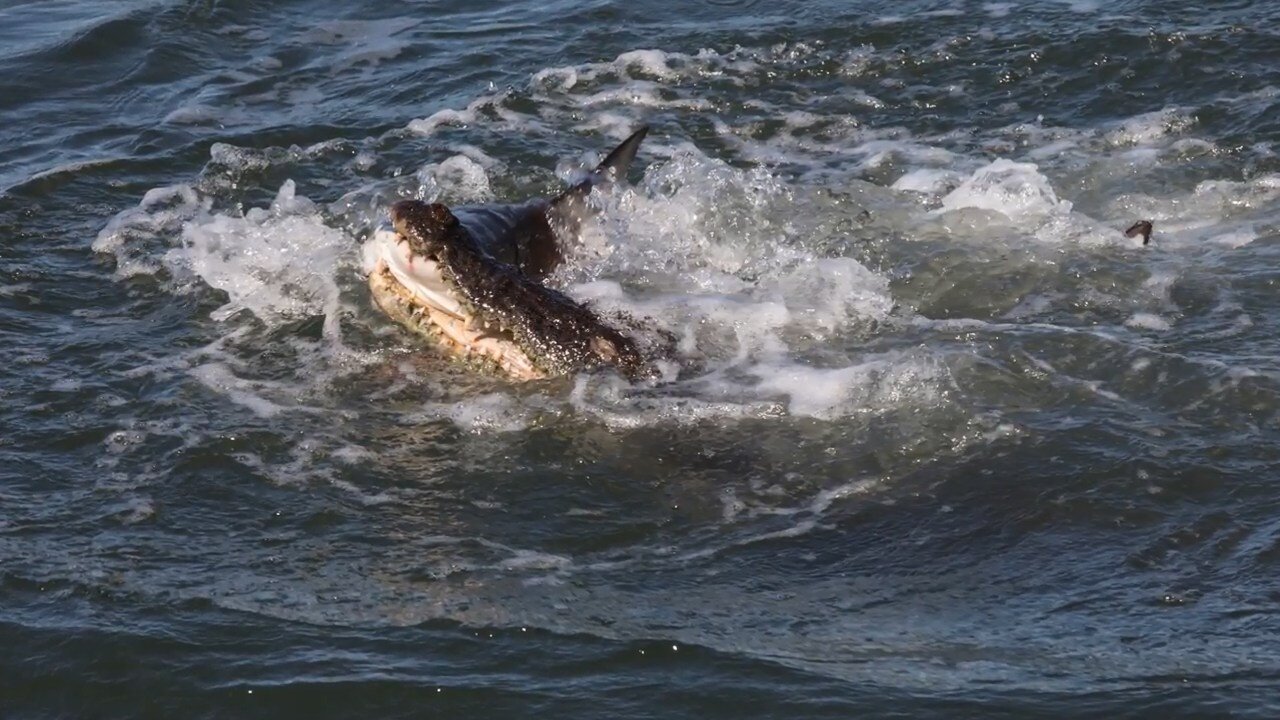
[364,229,546,381]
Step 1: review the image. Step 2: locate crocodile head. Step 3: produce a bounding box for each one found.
[367,199,658,381]
[391,199,458,259]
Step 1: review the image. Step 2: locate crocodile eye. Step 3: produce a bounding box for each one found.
[589,336,618,362]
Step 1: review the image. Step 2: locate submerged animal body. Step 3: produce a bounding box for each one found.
[365,127,658,380]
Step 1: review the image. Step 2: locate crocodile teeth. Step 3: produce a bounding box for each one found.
[370,229,467,320]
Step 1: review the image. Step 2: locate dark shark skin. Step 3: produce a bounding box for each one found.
[454,125,649,279]
[389,199,657,379]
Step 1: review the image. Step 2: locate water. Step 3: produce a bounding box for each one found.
[4,0,1280,716]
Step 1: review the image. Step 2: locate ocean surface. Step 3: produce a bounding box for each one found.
[4,0,1280,717]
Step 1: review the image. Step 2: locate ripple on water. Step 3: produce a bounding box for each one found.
[6,1,1280,716]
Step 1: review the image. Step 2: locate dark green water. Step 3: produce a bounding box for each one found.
[5,0,1280,717]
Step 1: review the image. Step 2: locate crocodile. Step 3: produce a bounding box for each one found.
[365,127,662,380]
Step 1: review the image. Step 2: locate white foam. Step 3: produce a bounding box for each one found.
[1193,174,1280,213]
[614,49,681,80]
[189,363,290,418]
[233,441,397,505]
[96,185,201,247]
[567,375,781,430]
[94,184,210,278]
[116,496,158,524]
[50,378,82,392]
[407,106,478,137]
[499,548,573,572]
[765,257,895,332]
[204,140,355,185]
[578,82,712,111]
[566,148,804,282]
[892,168,963,195]
[557,341,950,429]
[532,66,580,92]
[448,144,501,169]
[332,445,376,464]
[940,159,1071,221]
[751,354,943,420]
[167,180,352,331]
[103,429,147,455]
[545,148,902,392]
[1104,108,1195,147]
[353,151,377,171]
[1024,138,1081,160]
[1208,228,1257,248]
[404,88,520,138]
[415,154,494,202]
[1125,313,1172,332]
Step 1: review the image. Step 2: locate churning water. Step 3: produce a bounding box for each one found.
[4,0,1280,717]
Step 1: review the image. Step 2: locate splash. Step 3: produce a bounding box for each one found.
[99,38,1278,438]
[167,180,352,332]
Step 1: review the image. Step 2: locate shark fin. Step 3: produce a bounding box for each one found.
[513,126,651,279]
[550,125,649,215]
[591,124,649,184]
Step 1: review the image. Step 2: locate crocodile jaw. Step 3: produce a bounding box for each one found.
[364,229,545,381]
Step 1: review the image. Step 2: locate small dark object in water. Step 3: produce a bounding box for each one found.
[857,209,872,223]
[1125,220,1153,246]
